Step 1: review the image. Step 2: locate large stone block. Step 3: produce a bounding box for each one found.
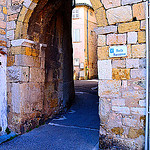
[138,31,146,43]
[127,32,137,44]
[112,99,125,106]
[140,20,146,30]
[131,107,146,115]
[98,35,106,46]
[106,6,132,25]
[118,21,140,33]
[98,80,121,98]
[126,59,139,69]
[101,0,120,9]
[107,34,126,45]
[7,66,29,82]
[132,44,146,58]
[7,21,16,30]
[98,60,112,79]
[30,68,45,83]
[112,69,130,80]
[112,106,130,114]
[94,25,117,35]
[122,0,142,5]
[112,60,125,69]
[122,117,137,127]
[97,46,109,60]
[122,90,145,99]
[95,7,108,27]
[133,2,146,20]
[131,69,146,79]
[15,54,41,67]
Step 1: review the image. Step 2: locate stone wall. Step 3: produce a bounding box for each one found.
[0,0,7,135]
[6,0,74,134]
[93,0,146,149]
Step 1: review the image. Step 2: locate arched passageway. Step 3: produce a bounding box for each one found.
[0,0,147,149]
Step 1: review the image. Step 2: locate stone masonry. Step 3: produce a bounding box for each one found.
[93,0,146,149]
[0,0,147,149]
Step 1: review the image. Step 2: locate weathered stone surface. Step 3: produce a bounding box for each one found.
[126,59,139,69]
[95,7,108,27]
[15,54,41,68]
[139,58,146,68]
[127,32,137,44]
[107,112,122,128]
[139,100,146,107]
[122,0,142,5]
[0,21,6,29]
[138,31,146,43]
[97,46,109,60]
[122,117,137,127]
[112,99,125,106]
[101,0,120,9]
[106,6,132,25]
[133,2,146,20]
[30,68,45,82]
[98,80,121,98]
[107,33,126,45]
[112,69,130,80]
[94,25,117,35]
[7,66,29,82]
[7,30,14,40]
[132,44,146,58]
[98,35,106,46]
[118,21,140,33]
[140,20,146,30]
[131,69,146,79]
[111,127,124,136]
[112,106,130,114]
[7,21,16,30]
[128,128,145,139]
[122,90,145,99]
[98,60,112,79]
[112,60,125,69]
[90,0,102,10]
[99,98,111,123]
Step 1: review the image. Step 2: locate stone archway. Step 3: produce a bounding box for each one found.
[7,0,74,133]
[3,0,146,149]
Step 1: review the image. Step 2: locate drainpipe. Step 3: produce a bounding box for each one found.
[145,0,149,150]
[86,7,90,79]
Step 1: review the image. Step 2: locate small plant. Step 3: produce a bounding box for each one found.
[5,127,11,135]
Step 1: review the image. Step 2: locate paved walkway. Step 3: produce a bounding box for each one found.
[0,80,99,150]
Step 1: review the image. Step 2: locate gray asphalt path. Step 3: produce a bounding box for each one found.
[0,80,99,150]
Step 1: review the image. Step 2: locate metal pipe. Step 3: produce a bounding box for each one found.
[145,0,149,149]
[87,7,90,79]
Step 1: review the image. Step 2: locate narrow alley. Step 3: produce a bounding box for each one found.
[0,80,99,150]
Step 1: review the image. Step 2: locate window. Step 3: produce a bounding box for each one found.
[73,29,80,42]
[72,8,79,18]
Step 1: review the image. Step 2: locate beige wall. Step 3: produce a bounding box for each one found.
[72,5,98,80]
